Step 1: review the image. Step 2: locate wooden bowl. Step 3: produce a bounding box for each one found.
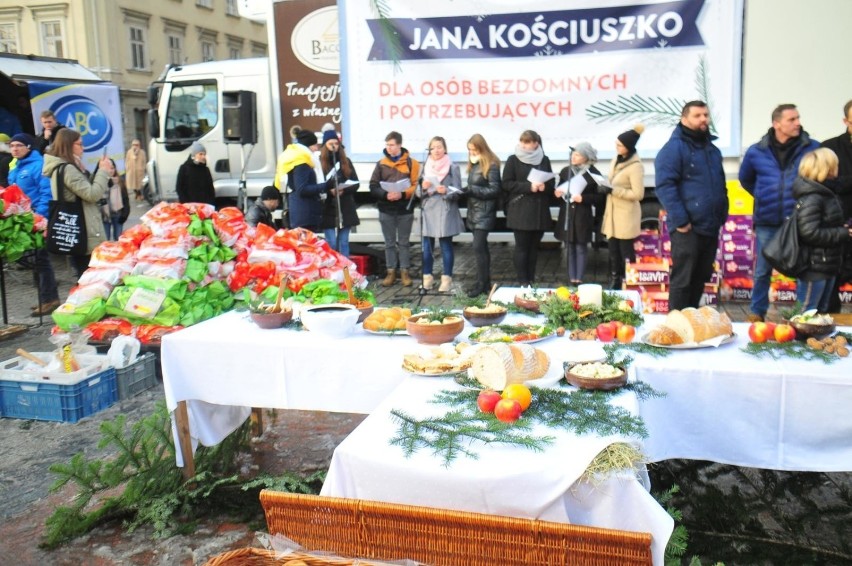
[250,309,293,329]
[514,295,541,312]
[406,314,465,344]
[463,306,508,327]
[789,320,836,341]
[564,363,627,391]
[355,304,374,324]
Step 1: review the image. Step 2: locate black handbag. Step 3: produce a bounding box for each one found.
[46,163,88,255]
[762,202,808,278]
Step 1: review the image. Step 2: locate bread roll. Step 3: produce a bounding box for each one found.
[648,306,732,345]
[646,324,684,345]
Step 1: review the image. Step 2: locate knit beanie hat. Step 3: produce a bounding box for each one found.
[190,141,206,155]
[10,133,34,147]
[570,141,597,163]
[260,185,280,201]
[617,125,645,153]
[295,128,318,147]
[322,129,339,145]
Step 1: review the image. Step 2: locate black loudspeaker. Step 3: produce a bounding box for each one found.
[223,90,257,144]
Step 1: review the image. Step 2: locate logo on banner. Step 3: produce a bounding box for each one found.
[51,95,114,152]
[292,6,340,74]
[366,0,705,61]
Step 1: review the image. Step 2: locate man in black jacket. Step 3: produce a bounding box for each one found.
[246,185,280,228]
[820,99,852,311]
[35,110,65,155]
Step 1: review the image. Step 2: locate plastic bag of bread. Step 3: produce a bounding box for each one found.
[470,343,549,390]
[646,306,733,346]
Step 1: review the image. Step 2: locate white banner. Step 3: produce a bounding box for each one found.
[339,0,743,162]
[28,81,126,173]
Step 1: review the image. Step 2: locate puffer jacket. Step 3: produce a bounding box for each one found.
[602,154,644,240]
[8,149,51,216]
[465,161,501,231]
[739,130,820,227]
[416,163,464,238]
[502,154,555,231]
[793,176,850,279]
[654,124,728,237]
[368,149,420,216]
[42,154,109,254]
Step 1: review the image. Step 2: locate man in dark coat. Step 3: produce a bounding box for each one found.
[176,141,216,205]
[655,100,728,310]
[35,109,65,155]
[246,185,280,228]
[739,104,819,321]
[820,99,852,312]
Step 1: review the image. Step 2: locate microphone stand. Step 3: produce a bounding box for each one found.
[332,151,342,250]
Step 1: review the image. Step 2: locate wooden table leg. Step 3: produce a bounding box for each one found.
[250,407,264,437]
[175,401,196,479]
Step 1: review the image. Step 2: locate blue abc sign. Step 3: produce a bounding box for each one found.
[51,95,113,152]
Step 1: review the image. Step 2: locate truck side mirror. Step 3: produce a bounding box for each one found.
[147,85,160,106]
[147,109,160,139]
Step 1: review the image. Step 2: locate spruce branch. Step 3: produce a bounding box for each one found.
[740,341,839,363]
[585,94,686,126]
[694,55,718,135]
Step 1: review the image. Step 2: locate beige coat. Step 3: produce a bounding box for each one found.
[43,154,109,254]
[125,147,147,190]
[601,153,644,240]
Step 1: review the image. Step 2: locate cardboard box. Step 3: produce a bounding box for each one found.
[722,259,754,278]
[719,237,754,255]
[726,180,754,215]
[624,261,670,285]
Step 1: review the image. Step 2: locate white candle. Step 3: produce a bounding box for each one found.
[577,284,603,307]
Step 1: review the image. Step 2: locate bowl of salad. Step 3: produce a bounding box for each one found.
[406,309,465,344]
[788,310,836,341]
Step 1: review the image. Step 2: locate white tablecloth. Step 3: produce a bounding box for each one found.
[320,377,673,566]
[635,319,852,471]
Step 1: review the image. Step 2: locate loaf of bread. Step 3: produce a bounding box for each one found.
[647,307,733,345]
[471,343,549,390]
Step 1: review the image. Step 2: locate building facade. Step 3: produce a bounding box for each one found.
[0,0,266,146]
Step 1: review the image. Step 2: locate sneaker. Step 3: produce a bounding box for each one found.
[31,300,61,316]
[746,313,764,323]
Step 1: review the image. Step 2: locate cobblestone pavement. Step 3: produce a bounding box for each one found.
[0,211,849,564]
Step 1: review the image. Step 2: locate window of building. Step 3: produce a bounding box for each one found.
[168,34,183,65]
[0,23,18,53]
[226,0,239,16]
[130,26,147,70]
[229,47,240,59]
[41,20,64,58]
[196,0,212,8]
[201,41,215,62]
[164,81,218,140]
[251,42,266,57]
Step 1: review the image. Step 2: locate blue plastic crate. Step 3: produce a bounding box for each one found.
[0,367,117,423]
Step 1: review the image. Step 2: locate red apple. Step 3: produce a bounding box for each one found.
[774,323,796,343]
[494,398,523,423]
[748,322,772,343]
[626,299,635,309]
[616,324,636,343]
[596,323,616,342]
[765,322,777,335]
[477,390,502,413]
[608,320,624,333]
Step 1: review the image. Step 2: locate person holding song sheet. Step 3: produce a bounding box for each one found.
[502,129,555,286]
[43,128,112,277]
[554,142,601,285]
[318,129,360,258]
[369,131,420,287]
[464,134,501,297]
[417,136,463,293]
[601,125,645,290]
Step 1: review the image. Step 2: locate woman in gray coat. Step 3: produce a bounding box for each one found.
[43,128,112,278]
[417,136,463,292]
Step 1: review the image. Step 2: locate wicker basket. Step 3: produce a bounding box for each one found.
[259,491,653,566]
[204,547,378,565]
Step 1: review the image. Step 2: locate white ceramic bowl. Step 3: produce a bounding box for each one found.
[299,303,360,338]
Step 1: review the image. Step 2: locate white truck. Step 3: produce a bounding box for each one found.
[145,0,849,242]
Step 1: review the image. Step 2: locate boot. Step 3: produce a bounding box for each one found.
[467,281,486,298]
[400,269,413,287]
[382,269,396,286]
[607,272,622,290]
[422,274,434,291]
[438,275,453,293]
